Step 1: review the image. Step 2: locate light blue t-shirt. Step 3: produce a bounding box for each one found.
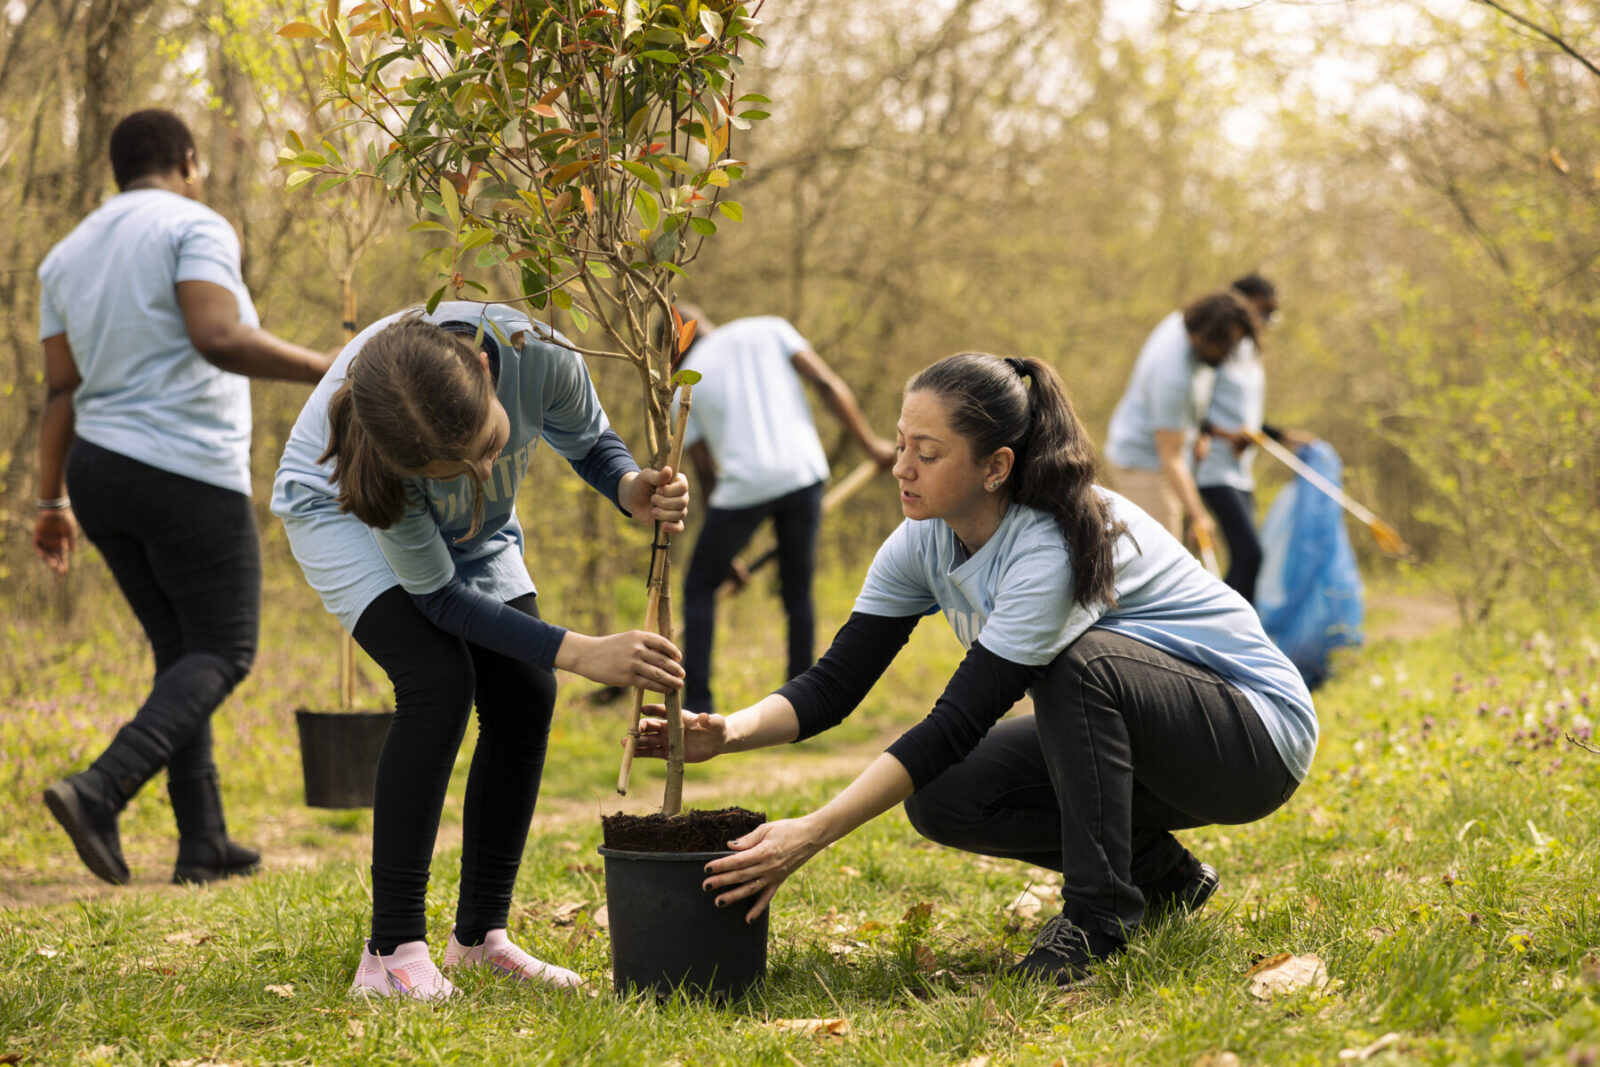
[271,302,611,631]
[678,316,830,510]
[1103,311,1216,473]
[38,190,260,496]
[1194,338,1265,492]
[852,491,1318,780]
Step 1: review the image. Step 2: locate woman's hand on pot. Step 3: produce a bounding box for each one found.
[702,817,826,922]
[635,708,727,763]
[556,630,683,691]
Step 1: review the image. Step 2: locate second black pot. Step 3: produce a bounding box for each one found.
[598,845,769,998]
[293,708,393,809]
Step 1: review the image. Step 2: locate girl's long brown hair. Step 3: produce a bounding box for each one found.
[908,353,1128,608]
[318,316,493,536]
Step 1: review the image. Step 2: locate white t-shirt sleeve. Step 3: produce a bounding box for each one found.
[38,281,66,341]
[1145,350,1195,432]
[852,522,939,617]
[173,213,246,290]
[373,495,456,596]
[978,541,1105,666]
[534,339,611,461]
[774,318,810,357]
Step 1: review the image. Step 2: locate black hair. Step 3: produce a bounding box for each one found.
[109,110,196,190]
[1182,291,1259,362]
[1229,273,1276,301]
[907,353,1126,608]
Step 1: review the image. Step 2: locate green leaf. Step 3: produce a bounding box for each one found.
[440,179,461,229]
[475,245,509,268]
[425,284,447,315]
[718,201,744,222]
[688,216,717,236]
[699,9,723,38]
[672,369,702,387]
[620,160,662,190]
[461,227,496,251]
[738,110,771,121]
[736,93,771,104]
[635,188,660,229]
[407,220,454,234]
[285,170,315,192]
[589,263,613,279]
[569,305,590,332]
[651,229,678,261]
[636,50,681,64]
[552,289,573,310]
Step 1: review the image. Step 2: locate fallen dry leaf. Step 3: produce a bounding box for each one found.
[35,947,58,959]
[1,1053,22,1065]
[1247,953,1329,1000]
[770,1018,852,1044]
[591,904,609,930]
[264,983,295,998]
[828,942,858,960]
[838,865,862,877]
[1338,1032,1401,1061]
[550,901,586,926]
[1193,1054,1241,1067]
[164,930,213,947]
[910,942,937,972]
[347,1019,365,1040]
[1007,889,1044,921]
[955,1056,992,1067]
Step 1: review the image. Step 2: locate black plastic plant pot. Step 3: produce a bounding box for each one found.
[598,846,769,999]
[293,709,393,809]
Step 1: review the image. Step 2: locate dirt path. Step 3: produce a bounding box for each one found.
[1364,590,1458,643]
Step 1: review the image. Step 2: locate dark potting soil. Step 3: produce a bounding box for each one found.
[601,807,767,854]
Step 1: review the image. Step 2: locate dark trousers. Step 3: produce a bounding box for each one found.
[904,629,1296,940]
[65,438,259,789]
[1200,485,1262,604]
[682,480,824,713]
[351,587,557,952]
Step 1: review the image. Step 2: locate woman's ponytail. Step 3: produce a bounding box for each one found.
[908,353,1127,609]
[1010,357,1124,609]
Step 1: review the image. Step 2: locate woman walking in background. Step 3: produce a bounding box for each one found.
[639,352,1316,986]
[34,109,333,887]
[273,303,687,999]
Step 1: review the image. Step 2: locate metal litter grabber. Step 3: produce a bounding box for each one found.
[1244,429,1414,559]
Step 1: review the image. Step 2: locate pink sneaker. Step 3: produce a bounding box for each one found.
[442,928,583,989]
[349,940,456,1001]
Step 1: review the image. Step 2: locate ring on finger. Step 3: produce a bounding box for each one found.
[752,877,763,891]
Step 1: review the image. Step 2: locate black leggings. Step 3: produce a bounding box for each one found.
[65,438,259,787]
[904,629,1296,940]
[1199,485,1262,604]
[351,587,557,952]
[682,480,824,712]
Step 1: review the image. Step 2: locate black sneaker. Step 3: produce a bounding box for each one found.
[1008,914,1123,988]
[1141,855,1220,921]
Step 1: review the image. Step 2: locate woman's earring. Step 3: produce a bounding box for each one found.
[988,480,1002,492]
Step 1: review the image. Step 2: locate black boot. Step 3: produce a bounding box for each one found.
[42,723,167,885]
[169,772,260,885]
[42,769,131,886]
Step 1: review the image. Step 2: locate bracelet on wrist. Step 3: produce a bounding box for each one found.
[37,496,71,511]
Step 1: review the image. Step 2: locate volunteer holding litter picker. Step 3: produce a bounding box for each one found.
[637,352,1316,988]
[272,303,687,1000]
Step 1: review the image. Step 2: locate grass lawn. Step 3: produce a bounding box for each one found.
[3,564,1599,1065]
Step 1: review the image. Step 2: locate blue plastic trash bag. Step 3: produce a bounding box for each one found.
[1255,440,1364,688]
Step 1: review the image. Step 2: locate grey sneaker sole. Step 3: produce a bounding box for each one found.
[43,781,130,886]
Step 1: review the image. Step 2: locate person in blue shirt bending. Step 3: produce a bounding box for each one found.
[35,109,334,888]
[636,352,1316,987]
[273,304,687,1000]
